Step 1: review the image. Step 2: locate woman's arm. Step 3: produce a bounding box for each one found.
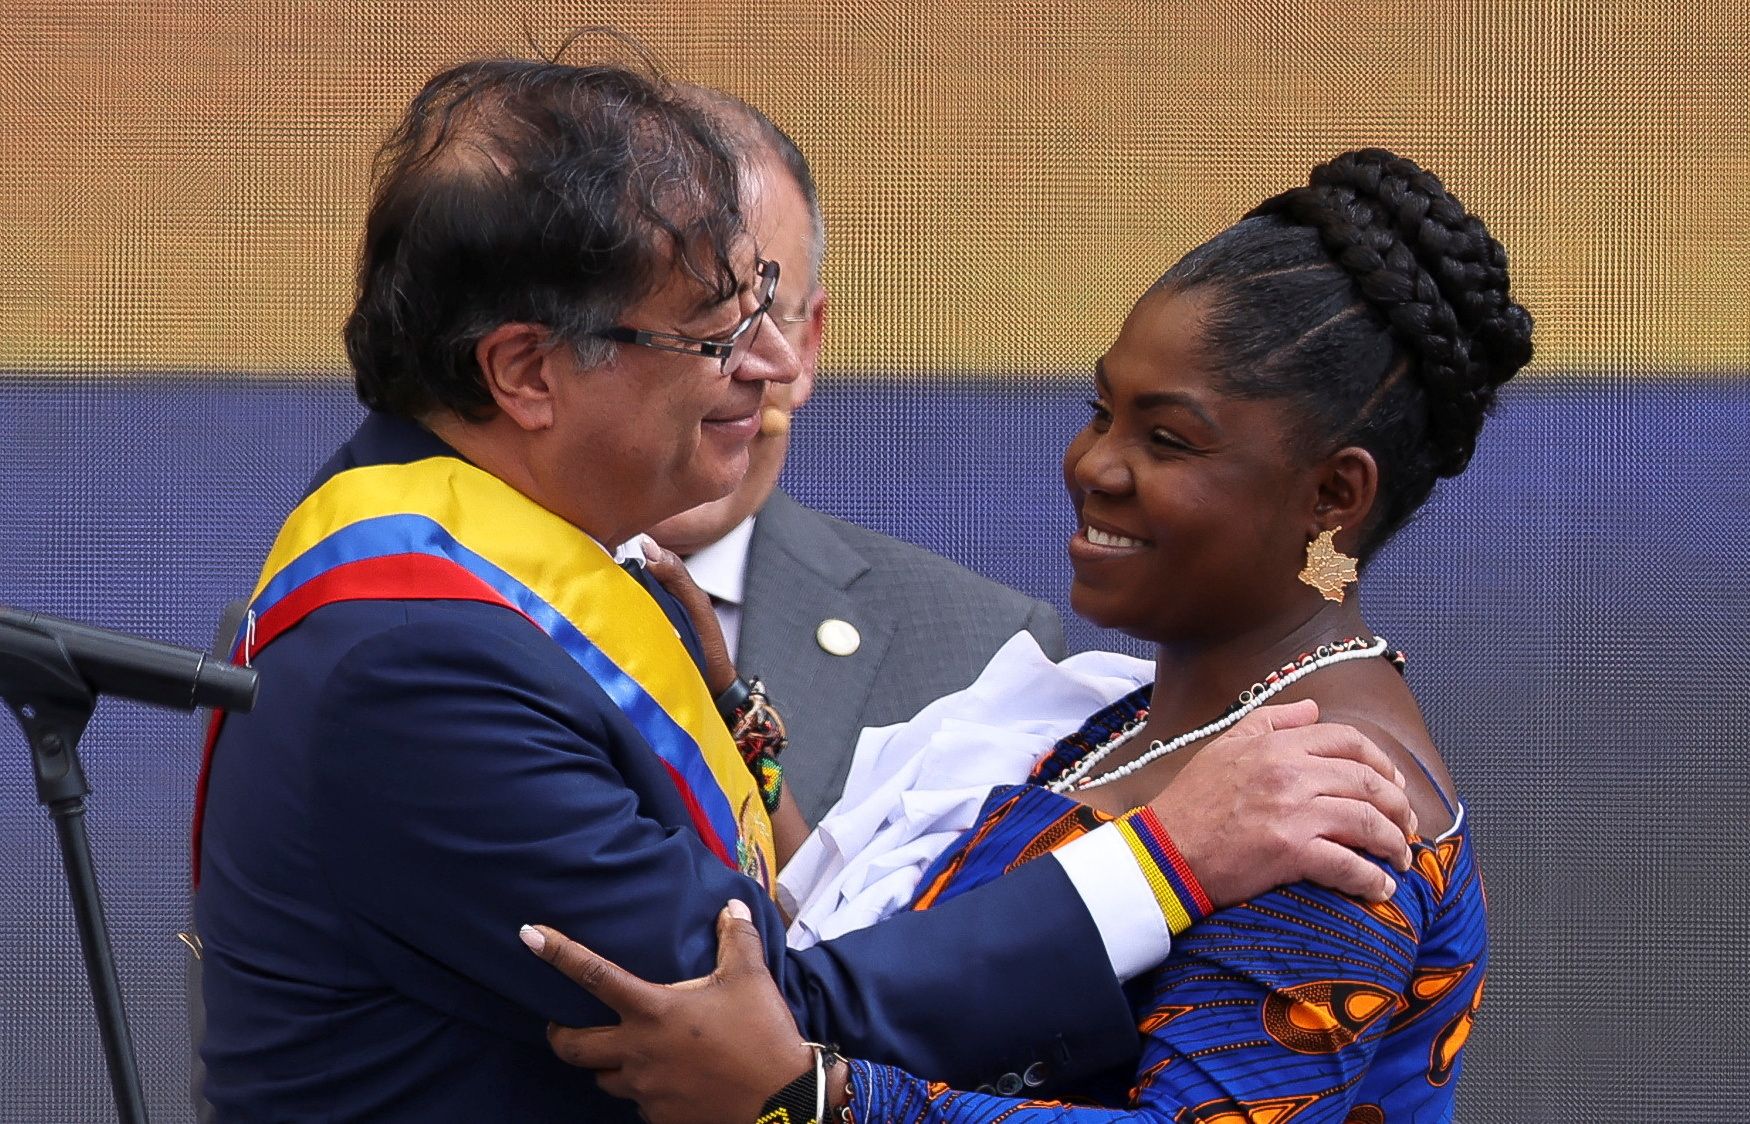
[844,866,1443,1122]
[771,783,812,869]
[527,852,1458,1124]
[643,542,809,864]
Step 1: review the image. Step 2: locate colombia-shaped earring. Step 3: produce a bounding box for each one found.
[1299,527,1359,603]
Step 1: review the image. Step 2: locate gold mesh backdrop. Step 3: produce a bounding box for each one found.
[1,4,1747,1122]
[5,1,1747,376]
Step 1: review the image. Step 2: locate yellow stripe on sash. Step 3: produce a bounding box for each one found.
[251,456,776,891]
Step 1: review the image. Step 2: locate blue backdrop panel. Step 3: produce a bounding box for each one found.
[0,374,1746,1121]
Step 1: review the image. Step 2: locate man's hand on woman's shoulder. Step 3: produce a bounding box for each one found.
[1150,699,1418,905]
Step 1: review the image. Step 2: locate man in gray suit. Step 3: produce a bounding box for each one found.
[649,99,1064,823]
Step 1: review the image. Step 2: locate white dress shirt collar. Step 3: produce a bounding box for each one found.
[678,515,756,608]
[611,533,656,567]
[677,516,756,660]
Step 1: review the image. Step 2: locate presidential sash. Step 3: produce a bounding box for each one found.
[191,456,776,894]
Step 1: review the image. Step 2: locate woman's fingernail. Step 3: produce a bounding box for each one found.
[1376,878,1397,901]
[726,899,752,921]
[519,924,545,953]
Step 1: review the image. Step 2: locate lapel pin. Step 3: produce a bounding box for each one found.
[815,618,861,657]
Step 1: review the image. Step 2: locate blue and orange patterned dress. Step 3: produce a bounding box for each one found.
[844,687,1487,1123]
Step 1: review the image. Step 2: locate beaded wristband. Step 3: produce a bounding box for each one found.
[751,754,785,813]
[1115,807,1213,935]
[837,1061,861,1122]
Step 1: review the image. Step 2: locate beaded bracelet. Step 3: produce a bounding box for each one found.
[1115,806,1213,935]
[838,1066,856,1122]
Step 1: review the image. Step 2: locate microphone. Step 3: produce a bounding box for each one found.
[759,404,792,438]
[0,607,259,713]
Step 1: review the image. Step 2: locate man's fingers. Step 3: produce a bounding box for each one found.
[1295,723,1407,790]
[1302,794,1413,872]
[1295,838,1399,902]
[639,541,734,690]
[1304,758,1418,841]
[642,539,683,569]
[712,899,769,983]
[644,539,703,598]
[1225,698,1319,737]
[642,551,689,594]
[547,1023,629,1071]
[580,1061,649,1106]
[521,924,652,1016]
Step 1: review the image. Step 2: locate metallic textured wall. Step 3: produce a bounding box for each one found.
[1,4,1746,1120]
[5,1,1747,376]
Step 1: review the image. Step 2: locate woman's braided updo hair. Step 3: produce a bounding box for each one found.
[1157,148,1534,555]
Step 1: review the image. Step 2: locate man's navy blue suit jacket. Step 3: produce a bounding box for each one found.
[195,413,1137,1121]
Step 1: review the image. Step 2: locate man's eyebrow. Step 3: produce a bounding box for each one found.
[680,268,760,327]
[678,294,739,330]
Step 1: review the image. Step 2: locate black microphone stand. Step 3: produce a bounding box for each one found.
[0,622,148,1124]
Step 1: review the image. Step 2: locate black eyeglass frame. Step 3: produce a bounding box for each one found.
[594,258,780,363]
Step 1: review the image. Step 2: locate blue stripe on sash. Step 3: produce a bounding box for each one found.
[253,514,742,853]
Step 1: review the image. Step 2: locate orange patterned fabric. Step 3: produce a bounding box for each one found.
[851,710,1486,1123]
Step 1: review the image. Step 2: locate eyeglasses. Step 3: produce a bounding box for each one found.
[595,258,780,370]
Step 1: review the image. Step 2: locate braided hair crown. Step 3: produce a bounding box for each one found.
[1157,148,1534,553]
[1247,148,1534,478]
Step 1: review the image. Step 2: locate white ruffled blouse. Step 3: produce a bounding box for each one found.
[779,632,1154,950]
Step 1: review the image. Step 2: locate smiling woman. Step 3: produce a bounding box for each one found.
[525,147,1535,1124]
[1064,297,1324,649]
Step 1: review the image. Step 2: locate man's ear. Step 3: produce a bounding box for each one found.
[785,287,829,413]
[475,323,561,432]
[1313,446,1381,547]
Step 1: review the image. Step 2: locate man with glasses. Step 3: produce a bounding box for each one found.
[193,57,1418,1121]
[649,94,1066,824]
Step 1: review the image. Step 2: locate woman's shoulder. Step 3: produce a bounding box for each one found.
[1267,657,1460,837]
[1333,710,1461,840]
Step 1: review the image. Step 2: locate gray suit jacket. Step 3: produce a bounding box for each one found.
[739,490,1065,822]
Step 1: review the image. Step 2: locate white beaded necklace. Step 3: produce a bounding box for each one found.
[1047,635,1392,793]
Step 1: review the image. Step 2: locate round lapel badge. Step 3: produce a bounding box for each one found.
[815,618,861,657]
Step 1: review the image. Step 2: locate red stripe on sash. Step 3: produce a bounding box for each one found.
[255,553,532,649]
[192,554,528,886]
[661,758,737,869]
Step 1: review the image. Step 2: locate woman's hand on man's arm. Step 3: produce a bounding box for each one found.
[522,903,832,1124]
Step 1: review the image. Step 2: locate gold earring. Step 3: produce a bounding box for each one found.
[1299,527,1359,603]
